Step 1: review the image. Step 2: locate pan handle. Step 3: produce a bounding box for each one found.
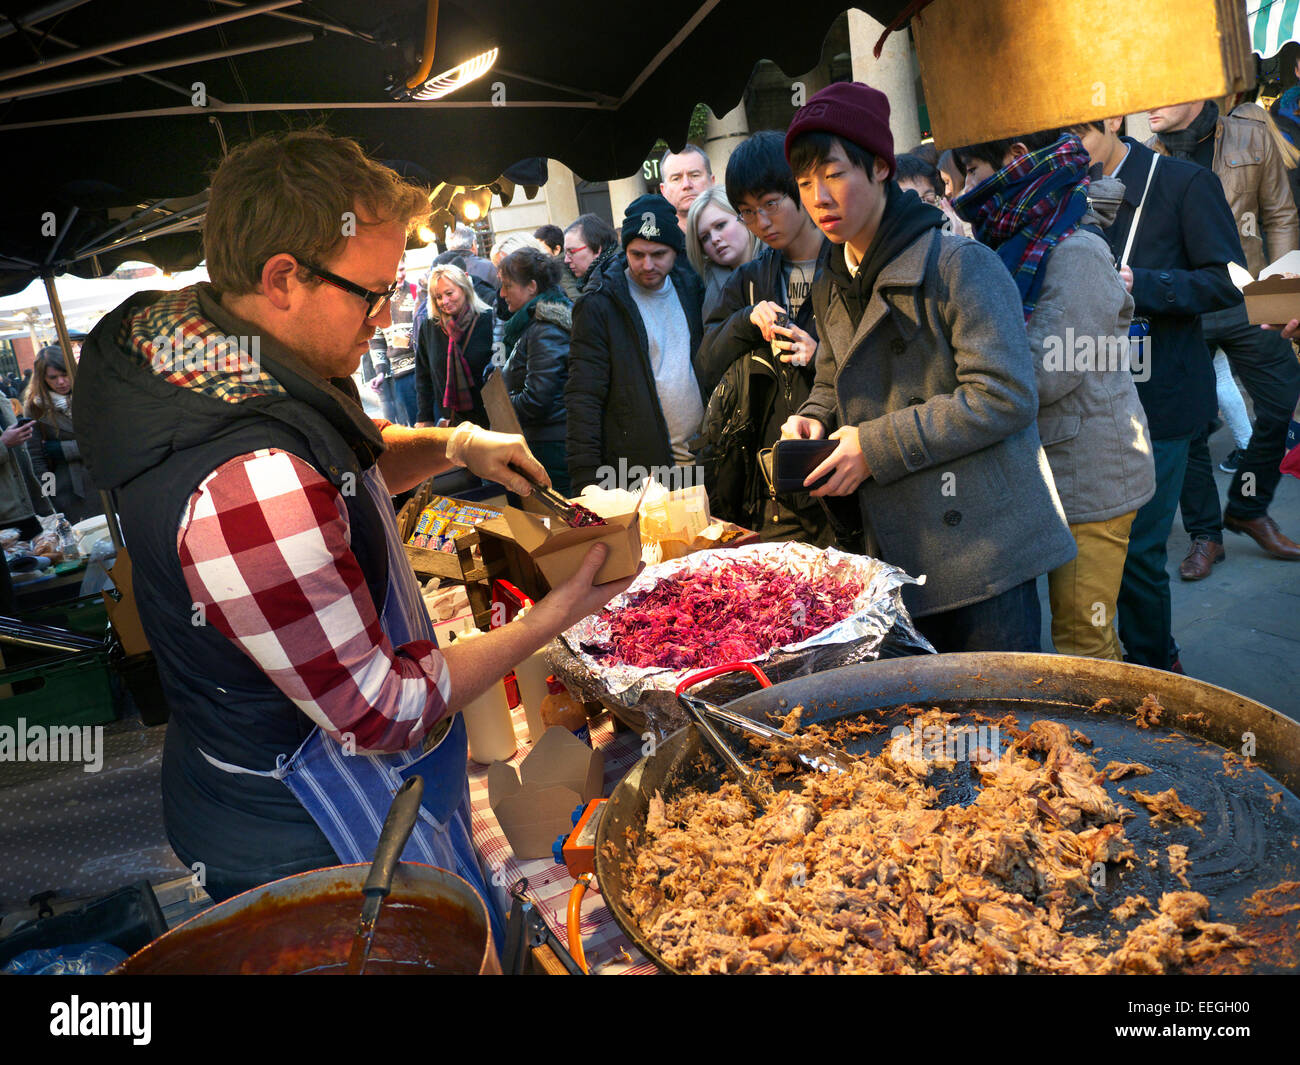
[675,661,773,696]
[363,775,425,899]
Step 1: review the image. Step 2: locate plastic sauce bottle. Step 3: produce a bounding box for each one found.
[452,629,519,764]
[54,515,81,559]
[540,675,590,747]
[512,647,551,743]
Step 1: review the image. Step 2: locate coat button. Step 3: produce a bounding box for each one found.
[943,510,961,526]
[907,395,924,406]
[891,339,906,354]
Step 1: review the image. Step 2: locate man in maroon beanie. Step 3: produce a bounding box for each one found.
[780,82,1076,652]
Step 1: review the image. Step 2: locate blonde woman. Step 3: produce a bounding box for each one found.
[685,186,758,319]
[413,264,495,428]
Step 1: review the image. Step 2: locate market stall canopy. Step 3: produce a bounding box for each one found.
[1248,0,1300,58]
[0,0,907,295]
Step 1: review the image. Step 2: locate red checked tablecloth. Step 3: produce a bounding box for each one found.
[466,702,658,975]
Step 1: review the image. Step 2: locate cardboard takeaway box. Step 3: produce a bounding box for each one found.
[486,726,604,860]
[482,490,644,589]
[1235,254,1300,326]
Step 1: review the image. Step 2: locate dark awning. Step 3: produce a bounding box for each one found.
[0,1,906,294]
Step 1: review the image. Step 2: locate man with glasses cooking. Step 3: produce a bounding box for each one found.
[75,131,634,929]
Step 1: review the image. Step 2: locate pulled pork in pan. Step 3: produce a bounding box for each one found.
[624,709,1249,974]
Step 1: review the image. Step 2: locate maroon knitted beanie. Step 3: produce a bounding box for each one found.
[784,82,896,179]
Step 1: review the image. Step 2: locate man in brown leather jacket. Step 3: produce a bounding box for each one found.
[1147,99,1300,576]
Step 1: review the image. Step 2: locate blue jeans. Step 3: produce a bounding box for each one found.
[1118,434,1193,670]
[913,578,1042,653]
[391,371,418,427]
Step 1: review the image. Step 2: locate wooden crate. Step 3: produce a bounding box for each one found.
[397,481,507,628]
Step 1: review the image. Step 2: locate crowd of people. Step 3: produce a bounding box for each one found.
[60,71,1300,905]
[375,77,1300,674]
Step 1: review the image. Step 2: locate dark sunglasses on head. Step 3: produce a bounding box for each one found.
[300,262,401,319]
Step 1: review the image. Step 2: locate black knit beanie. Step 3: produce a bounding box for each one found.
[621,194,685,253]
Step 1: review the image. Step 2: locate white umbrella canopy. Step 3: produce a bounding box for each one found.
[0,264,208,340]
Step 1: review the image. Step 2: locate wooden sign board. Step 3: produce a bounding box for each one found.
[913,0,1252,148]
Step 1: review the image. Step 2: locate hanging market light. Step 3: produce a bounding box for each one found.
[394,0,498,102]
[408,46,499,101]
[450,185,494,224]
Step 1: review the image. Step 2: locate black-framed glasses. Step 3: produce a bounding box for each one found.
[737,195,788,225]
[300,262,401,319]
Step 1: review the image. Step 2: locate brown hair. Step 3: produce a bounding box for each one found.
[24,346,70,422]
[203,129,431,295]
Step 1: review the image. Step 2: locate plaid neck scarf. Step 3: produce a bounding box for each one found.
[442,312,480,414]
[119,284,285,402]
[955,134,1091,320]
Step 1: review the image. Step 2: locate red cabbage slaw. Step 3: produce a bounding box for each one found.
[584,558,865,670]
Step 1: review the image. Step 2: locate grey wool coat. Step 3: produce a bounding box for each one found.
[1027,187,1156,525]
[802,229,1077,617]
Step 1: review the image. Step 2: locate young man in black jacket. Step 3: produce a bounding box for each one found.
[565,194,707,492]
[1073,118,1244,672]
[694,130,833,542]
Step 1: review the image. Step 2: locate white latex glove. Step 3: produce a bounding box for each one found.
[446,422,550,495]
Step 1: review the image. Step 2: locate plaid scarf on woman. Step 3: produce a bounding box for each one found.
[954,134,1091,320]
[442,309,481,414]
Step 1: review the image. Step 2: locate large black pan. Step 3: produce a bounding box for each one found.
[595,653,1300,974]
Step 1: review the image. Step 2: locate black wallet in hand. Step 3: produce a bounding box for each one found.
[772,438,838,493]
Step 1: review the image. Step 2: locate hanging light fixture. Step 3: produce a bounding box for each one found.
[409,46,499,101]
[395,0,498,102]
[450,185,494,224]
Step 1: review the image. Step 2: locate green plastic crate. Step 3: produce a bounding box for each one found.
[21,593,110,640]
[0,649,118,731]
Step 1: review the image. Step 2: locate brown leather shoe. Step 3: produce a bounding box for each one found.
[1178,536,1225,580]
[1223,513,1300,560]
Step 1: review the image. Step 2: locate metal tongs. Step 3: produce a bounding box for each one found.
[675,663,855,810]
[523,473,593,529]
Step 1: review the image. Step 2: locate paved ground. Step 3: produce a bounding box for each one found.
[1039,425,1300,720]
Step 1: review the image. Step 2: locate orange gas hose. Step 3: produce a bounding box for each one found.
[567,873,594,974]
[405,0,440,89]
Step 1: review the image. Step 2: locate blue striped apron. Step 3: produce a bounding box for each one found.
[201,466,504,950]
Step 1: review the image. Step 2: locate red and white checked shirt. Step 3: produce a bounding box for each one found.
[177,447,452,753]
